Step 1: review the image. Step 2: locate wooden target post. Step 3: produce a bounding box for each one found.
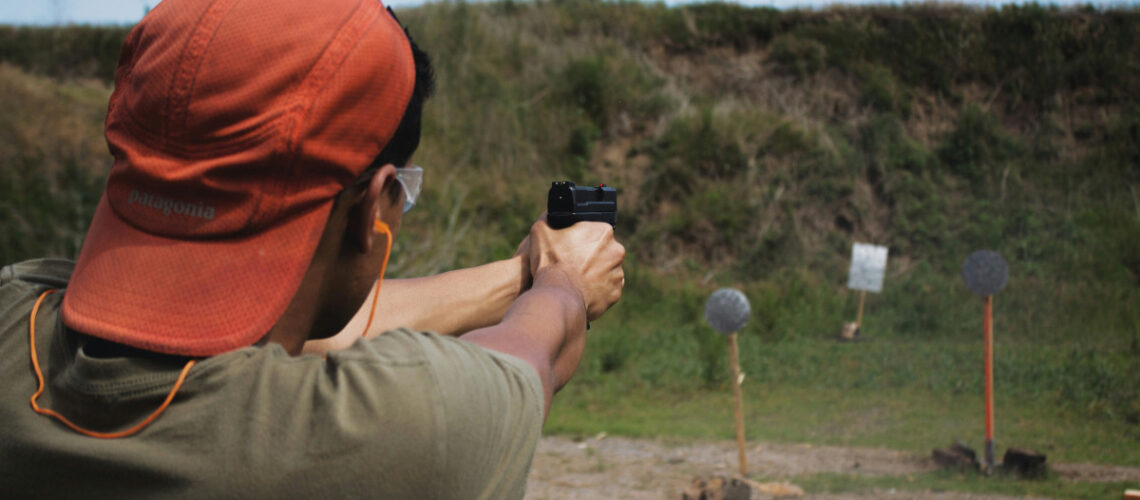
[727,332,747,476]
[705,288,752,478]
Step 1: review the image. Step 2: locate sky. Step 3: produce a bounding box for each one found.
[0,0,1134,25]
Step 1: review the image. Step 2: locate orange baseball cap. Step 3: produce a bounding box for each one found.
[61,0,415,356]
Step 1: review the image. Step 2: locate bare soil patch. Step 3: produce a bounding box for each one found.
[525,435,1140,500]
[1052,463,1140,483]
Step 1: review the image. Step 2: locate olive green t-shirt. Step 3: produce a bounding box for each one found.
[0,259,544,499]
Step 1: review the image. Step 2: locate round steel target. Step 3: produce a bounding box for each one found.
[705,288,751,334]
[961,250,1009,296]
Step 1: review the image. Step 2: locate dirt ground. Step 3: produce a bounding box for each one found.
[524,435,1140,500]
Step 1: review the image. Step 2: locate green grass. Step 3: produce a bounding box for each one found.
[551,266,1138,469]
[549,364,1138,466]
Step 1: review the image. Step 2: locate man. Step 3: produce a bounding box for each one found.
[0,0,625,497]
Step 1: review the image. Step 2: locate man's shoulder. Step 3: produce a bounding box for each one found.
[234,331,543,498]
[0,258,74,289]
[344,329,545,498]
[331,329,544,435]
[352,328,542,391]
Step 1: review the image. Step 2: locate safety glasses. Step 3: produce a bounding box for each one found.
[394,165,422,213]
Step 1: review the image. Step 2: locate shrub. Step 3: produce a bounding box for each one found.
[769,34,827,78]
[558,57,609,128]
[938,105,1022,185]
[641,108,747,203]
[858,63,907,115]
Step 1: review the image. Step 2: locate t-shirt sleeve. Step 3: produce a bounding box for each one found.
[413,332,545,500]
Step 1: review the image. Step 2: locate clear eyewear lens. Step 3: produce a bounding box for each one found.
[395,166,423,213]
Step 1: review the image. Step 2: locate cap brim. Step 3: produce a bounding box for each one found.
[63,194,332,357]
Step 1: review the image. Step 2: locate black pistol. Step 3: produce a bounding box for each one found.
[547,181,617,230]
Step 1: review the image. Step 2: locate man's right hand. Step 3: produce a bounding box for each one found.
[460,218,625,418]
[526,219,625,322]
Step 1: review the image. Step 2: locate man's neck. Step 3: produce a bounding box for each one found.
[261,269,328,356]
[259,213,346,356]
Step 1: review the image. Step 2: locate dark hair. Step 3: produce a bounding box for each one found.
[372,12,435,170]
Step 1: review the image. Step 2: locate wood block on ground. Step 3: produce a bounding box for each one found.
[932,441,979,469]
[1002,447,1047,477]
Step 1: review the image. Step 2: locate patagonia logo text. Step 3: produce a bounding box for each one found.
[128,190,216,220]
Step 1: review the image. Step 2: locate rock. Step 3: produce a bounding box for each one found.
[682,476,730,500]
[721,478,752,500]
[682,477,704,500]
[838,322,859,341]
[681,476,803,499]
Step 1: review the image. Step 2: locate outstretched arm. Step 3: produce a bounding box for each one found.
[460,267,586,418]
[302,256,529,355]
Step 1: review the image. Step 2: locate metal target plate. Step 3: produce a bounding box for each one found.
[705,288,751,335]
[961,250,1009,296]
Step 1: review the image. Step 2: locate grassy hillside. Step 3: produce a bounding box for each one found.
[2,1,1138,472]
[0,63,109,264]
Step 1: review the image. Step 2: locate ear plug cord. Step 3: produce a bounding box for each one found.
[28,289,196,439]
[361,219,393,337]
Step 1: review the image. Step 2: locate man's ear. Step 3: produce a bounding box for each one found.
[352,164,398,253]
